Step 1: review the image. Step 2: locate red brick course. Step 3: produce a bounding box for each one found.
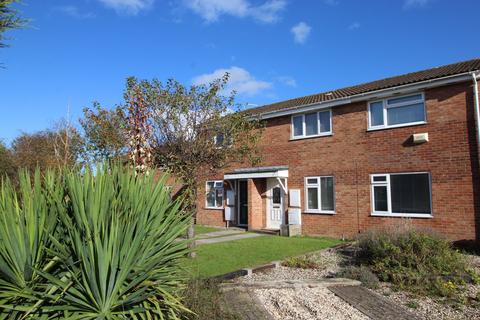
[196,81,480,241]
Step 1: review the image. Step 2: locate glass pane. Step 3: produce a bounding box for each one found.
[305,113,318,136]
[214,181,223,188]
[215,189,223,207]
[206,191,215,207]
[373,186,388,212]
[307,178,318,185]
[272,187,281,204]
[391,173,431,214]
[387,103,425,125]
[387,94,422,105]
[215,133,224,146]
[293,116,303,136]
[373,176,387,182]
[370,101,384,126]
[307,187,318,210]
[206,181,214,191]
[320,177,334,211]
[319,111,331,133]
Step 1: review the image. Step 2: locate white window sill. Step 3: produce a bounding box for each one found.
[370,212,433,219]
[290,133,333,141]
[304,210,336,215]
[367,121,427,132]
[205,207,224,210]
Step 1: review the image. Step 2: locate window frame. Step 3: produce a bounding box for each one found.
[205,180,224,210]
[367,92,427,130]
[304,176,335,214]
[291,109,332,140]
[370,172,433,218]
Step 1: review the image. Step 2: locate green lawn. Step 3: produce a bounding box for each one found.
[186,235,342,278]
[194,224,221,235]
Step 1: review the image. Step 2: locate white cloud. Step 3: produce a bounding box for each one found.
[291,22,311,44]
[98,0,154,15]
[276,76,297,87]
[192,66,272,96]
[404,0,432,8]
[55,6,96,19]
[182,0,286,23]
[348,22,360,30]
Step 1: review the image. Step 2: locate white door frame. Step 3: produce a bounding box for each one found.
[267,179,284,229]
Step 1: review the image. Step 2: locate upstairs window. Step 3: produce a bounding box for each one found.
[292,110,332,139]
[368,93,426,130]
[371,172,432,217]
[206,180,224,209]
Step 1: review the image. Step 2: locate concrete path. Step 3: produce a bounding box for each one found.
[196,229,245,239]
[196,232,264,245]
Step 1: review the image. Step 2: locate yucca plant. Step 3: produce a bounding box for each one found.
[0,166,191,319]
[0,169,62,318]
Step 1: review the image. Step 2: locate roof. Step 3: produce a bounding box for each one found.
[224,166,289,179]
[225,165,288,175]
[246,58,480,116]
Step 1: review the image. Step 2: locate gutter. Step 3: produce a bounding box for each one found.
[255,72,475,120]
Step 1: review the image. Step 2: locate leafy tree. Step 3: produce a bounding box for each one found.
[0,140,15,178]
[143,74,263,253]
[1,0,27,48]
[80,103,128,164]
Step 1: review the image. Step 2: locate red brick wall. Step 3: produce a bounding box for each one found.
[196,81,480,241]
[248,178,266,230]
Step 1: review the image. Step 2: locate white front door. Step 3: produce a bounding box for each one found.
[267,185,284,229]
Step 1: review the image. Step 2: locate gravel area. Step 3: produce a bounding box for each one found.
[255,287,369,320]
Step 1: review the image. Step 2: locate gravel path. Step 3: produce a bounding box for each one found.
[255,287,369,320]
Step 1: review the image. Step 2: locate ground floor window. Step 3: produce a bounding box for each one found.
[205,180,224,209]
[371,172,432,217]
[304,176,335,213]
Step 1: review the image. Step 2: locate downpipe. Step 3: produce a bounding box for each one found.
[472,72,480,167]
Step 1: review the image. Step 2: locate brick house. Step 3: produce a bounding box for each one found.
[196,58,480,241]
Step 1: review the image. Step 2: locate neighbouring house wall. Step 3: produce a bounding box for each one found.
[248,178,266,230]
[196,81,480,241]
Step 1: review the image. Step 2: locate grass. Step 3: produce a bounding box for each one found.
[186,235,342,278]
[194,224,221,235]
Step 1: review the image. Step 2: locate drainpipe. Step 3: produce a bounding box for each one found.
[473,72,480,165]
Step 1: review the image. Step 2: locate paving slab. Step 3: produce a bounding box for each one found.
[196,229,245,239]
[329,285,421,320]
[222,288,273,320]
[196,232,264,245]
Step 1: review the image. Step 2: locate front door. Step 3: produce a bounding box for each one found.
[238,180,248,226]
[268,186,283,229]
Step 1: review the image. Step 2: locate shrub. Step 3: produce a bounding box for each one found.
[338,265,380,289]
[356,225,475,298]
[0,166,191,319]
[282,256,319,269]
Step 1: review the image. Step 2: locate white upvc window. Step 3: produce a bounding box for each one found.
[368,93,426,130]
[304,176,335,214]
[291,110,332,139]
[205,180,224,209]
[370,172,432,218]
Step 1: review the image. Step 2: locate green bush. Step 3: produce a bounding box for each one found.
[338,265,380,289]
[282,256,319,269]
[357,226,475,298]
[0,166,191,319]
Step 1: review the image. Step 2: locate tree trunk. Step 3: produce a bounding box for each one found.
[187,223,196,258]
[186,181,197,258]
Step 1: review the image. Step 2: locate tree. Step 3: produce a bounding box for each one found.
[80,102,128,164]
[0,140,15,178]
[144,74,263,255]
[1,0,27,48]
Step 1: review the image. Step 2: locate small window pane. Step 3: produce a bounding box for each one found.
[373,176,387,182]
[293,116,303,136]
[307,178,318,185]
[206,182,214,191]
[387,103,425,125]
[391,173,431,214]
[307,187,319,210]
[319,111,331,133]
[272,187,281,204]
[373,186,388,212]
[215,133,224,146]
[206,192,215,207]
[387,94,422,105]
[370,101,384,126]
[215,189,223,207]
[320,177,334,211]
[305,113,318,136]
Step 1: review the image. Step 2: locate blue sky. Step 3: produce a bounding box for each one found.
[0,0,479,144]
